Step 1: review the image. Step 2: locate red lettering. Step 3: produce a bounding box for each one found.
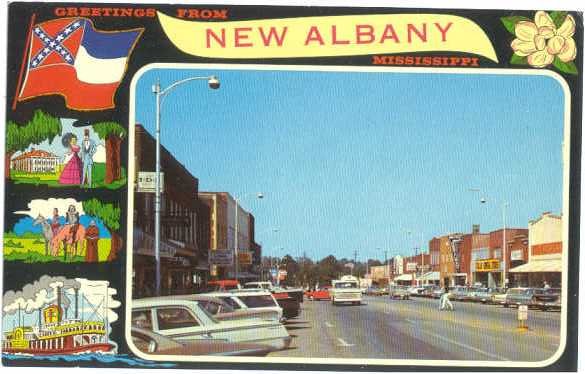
[435,22,453,42]
[331,25,350,45]
[177,9,188,18]
[146,8,156,17]
[304,26,325,45]
[407,23,427,43]
[213,10,228,19]
[356,25,375,44]
[259,27,288,46]
[79,7,91,16]
[206,28,226,48]
[379,24,400,43]
[234,27,253,47]
[54,8,67,16]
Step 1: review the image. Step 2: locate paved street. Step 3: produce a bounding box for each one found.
[271,295,561,361]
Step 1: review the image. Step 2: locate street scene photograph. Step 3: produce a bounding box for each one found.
[128,66,566,364]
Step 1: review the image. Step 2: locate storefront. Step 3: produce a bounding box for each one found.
[509,254,562,288]
[417,271,440,286]
[393,273,415,286]
[473,259,502,288]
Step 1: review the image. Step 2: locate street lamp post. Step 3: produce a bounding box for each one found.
[469,188,509,288]
[233,193,264,282]
[152,75,220,296]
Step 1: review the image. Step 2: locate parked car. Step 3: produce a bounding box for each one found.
[492,290,508,305]
[131,327,273,356]
[432,288,445,299]
[388,285,410,300]
[420,285,438,298]
[504,287,561,310]
[407,286,425,296]
[132,297,291,350]
[472,288,506,304]
[365,286,382,296]
[206,290,285,320]
[450,286,472,301]
[305,287,331,300]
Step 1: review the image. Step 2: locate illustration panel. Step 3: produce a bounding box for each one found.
[7,112,127,189]
[4,197,122,263]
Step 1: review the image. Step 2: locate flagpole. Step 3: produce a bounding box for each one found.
[12,13,36,111]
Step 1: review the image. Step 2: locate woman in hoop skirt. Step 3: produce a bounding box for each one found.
[58,133,82,185]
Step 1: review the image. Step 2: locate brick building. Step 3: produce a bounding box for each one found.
[132,124,210,297]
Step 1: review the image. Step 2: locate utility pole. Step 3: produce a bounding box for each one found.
[353,250,358,276]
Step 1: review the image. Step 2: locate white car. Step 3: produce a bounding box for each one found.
[132,297,291,351]
[331,275,362,305]
[205,290,284,321]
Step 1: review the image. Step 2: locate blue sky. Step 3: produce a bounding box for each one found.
[135,67,564,262]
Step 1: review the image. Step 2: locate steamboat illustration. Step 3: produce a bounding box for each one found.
[3,278,117,356]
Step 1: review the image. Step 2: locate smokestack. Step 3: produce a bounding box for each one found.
[57,286,62,324]
[74,287,79,319]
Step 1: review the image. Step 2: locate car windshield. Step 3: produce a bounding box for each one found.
[238,295,277,308]
[335,282,358,289]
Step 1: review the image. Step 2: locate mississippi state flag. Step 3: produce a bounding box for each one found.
[18,18,142,110]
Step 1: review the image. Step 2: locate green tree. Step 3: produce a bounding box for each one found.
[6,110,61,178]
[92,122,127,184]
[280,254,300,286]
[82,198,122,261]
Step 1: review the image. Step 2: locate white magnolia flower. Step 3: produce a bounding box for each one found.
[511,11,576,68]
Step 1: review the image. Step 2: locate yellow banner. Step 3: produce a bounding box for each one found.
[157,12,498,61]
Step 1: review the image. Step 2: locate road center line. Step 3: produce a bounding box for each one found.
[337,338,354,347]
[423,330,511,361]
[404,319,415,324]
[325,322,334,328]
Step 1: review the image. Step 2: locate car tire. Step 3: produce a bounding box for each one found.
[503,303,508,308]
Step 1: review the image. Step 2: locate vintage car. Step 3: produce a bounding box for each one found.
[472,288,506,304]
[169,294,281,322]
[331,275,362,305]
[132,297,291,350]
[492,290,508,305]
[388,285,410,300]
[365,286,383,296]
[504,287,561,310]
[419,285,438,298]
[131,327,273,356]
[407,286,425,296]
[232,289,301,319]
[432,288,445,299]
[205,290,285,320]
[305,287,331,300]
[244,281,304,304]
[207,279,242,291]
[450,286,473,301]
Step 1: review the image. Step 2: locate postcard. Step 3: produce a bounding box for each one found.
[1,1,581,371]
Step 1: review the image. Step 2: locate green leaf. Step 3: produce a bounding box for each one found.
[510,54,528,65]
[552,57,578,75]
[501,16,532,34]
[550,11,569,28]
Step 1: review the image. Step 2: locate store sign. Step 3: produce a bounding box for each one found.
[209,249,233,266]
[510,249,524,261]
[475,259,500,272]
[238,251,253,265]
[137,171,164,193]
[278,270,288,280]
[406,262,417,271]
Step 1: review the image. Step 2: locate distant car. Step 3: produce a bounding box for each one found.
[388,285,410,300]
[450,286,472,301]
[492,290,508,305]
[472,288,505,304]
[132,297,291,350]
[331,275,362,305]
[365,286,382,296]
[432,288,445,299]
[208,279,241,291]
[504,287,561,310]
[305,287,331,300]
[131,327,273,356]
[420,286,438,298]
[407,286,425,296]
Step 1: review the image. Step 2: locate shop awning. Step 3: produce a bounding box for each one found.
[509,258,562,273]
[418,271,440,281]
[393,274,415,282]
